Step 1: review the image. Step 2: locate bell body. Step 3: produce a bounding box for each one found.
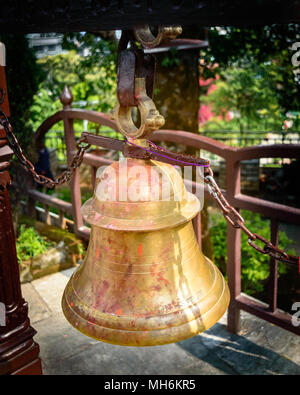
[62,158,230,346]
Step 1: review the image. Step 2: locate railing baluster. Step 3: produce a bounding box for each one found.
[44,204,51,225]
[268,218,279,313]
[192,147,202,248]
[91,166,97,190]
[58,209,65,229]
[226,157,242,334]
[60,87,84,236]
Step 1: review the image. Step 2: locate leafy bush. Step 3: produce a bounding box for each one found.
[200,63,283,133]
[16,225,53,264]
[47,186,92,205]
[29,50,117,131]
[210,210,295,294]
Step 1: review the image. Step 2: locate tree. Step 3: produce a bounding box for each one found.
[1,34,44,147]
[36,50,84,100]
[62,31,117,69]
[30,50,117,131]
[201,24,300,115]
[0,34,44,224]
[202,63,282,132]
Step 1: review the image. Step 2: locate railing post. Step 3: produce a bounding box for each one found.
[0,126,42,375]
[27,182,36,219]
[58,209,66,229]
[226,157,242,334]
[91,166,97,191]
[268,219,279,313]
[44,204,51,225]
[60,86,84,236]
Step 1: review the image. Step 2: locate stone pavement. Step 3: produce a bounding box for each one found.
[22,268,300,375]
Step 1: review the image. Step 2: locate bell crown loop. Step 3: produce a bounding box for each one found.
[115,77,165,140]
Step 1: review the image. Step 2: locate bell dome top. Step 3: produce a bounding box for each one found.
[81,158,200,231]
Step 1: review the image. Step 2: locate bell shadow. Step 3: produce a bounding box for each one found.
[151,164,206,339]
[170,222,206,335]
[148,161,221,343]
[177,322,300,375]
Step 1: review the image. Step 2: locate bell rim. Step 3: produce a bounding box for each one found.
[61,257,230,347]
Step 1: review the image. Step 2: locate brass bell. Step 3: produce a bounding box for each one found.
[62,155,230,346]
[62,77,229,346]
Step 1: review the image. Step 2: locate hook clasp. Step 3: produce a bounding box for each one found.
[114,78,165,140]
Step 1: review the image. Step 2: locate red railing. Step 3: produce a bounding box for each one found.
[32,88,300,336]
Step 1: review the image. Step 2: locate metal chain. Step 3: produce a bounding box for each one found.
[0,108,90,188]
[203,167,299,267]
[0,44,298,268]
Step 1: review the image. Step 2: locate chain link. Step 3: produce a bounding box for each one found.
[203,167,299,267]
[0,109,90,188]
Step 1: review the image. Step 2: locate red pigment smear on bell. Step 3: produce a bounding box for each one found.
[95,248,100,259]
[138,244,143,256]
[116,309,122,316]
[150,264,156,277]
[94,212,101,221]
[96,280,109,307]
[158,273,169,285]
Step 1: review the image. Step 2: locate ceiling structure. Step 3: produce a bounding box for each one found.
[0,0,299,33]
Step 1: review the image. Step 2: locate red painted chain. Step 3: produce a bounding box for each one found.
[203,167,299,267]
[0,109,90,188]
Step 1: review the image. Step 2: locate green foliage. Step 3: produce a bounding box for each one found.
[62,32,117,69]
[16,225,53,264]
[30,88,62,131]
[198,24,300,131]
[210,210,295,294]
[199,117,241,132]
[36,50,84,99]
[48,186,92,205]
[1,35,44,218]
[205,25,299,66]
[161,48,180,68]
[29,49,117,131]
[203,24,300,112]
[201,63,283,132]
[1,34,44,148]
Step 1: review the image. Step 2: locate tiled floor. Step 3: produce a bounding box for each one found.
[22,268,300,375]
